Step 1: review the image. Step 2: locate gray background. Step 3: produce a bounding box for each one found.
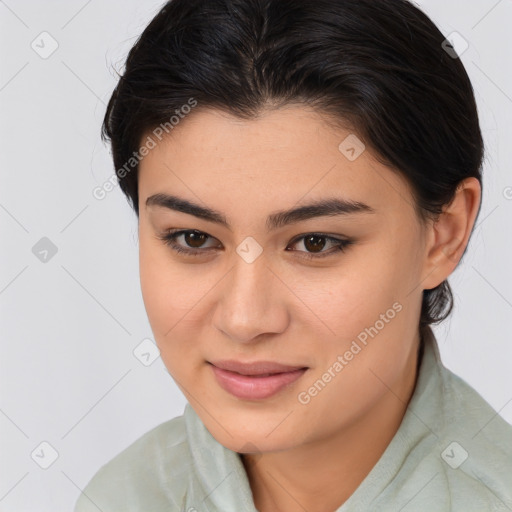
[0,0,511,510]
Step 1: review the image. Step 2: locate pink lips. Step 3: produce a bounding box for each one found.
[208,360,308,400]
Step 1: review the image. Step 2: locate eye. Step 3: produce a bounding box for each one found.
[287,233,353,260]
[156,229,353,260]
[156,229,220,257]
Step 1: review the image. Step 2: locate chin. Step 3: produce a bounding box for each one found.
[203,418,300,454]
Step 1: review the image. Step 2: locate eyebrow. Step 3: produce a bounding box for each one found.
[145,193,376,231]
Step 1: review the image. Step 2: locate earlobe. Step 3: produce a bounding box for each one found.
[421,177,481,291]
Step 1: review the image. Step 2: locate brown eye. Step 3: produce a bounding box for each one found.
[288,233,354,260]
[157,229,221,256]
[184,230,209,248]
[303,234,327,253]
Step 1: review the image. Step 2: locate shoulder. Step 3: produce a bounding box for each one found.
[431,364,512,507]
[439,364,512,456]
[73,413,190,512]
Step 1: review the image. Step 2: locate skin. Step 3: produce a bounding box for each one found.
[137,105,481,512]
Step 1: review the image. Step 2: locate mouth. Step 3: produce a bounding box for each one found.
[208,361,308,400]
[207,359,308,376]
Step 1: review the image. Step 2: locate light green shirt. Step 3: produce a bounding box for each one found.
[74,326,512,511]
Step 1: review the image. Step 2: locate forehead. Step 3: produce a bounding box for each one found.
[138,106,416,219]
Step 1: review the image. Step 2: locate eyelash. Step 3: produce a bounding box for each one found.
[156,229,354,260]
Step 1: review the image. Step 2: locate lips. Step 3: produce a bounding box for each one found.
[208,359,307,376]
[208,360,309,400]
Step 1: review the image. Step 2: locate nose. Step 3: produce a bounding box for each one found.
[212,252,289,344]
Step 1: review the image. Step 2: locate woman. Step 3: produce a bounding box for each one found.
[75,0,512,510]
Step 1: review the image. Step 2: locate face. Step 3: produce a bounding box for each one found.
[138,105,430,453]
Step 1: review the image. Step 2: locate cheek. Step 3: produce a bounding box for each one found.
[316,248,401,328]
[139,236,189,339]
[310,241,417,375]
[139,257,198,380]
[138,237,218,369]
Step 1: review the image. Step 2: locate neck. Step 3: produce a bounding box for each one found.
[241,334,422,512]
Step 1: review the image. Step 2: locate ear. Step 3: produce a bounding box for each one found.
[421,177,482,291]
